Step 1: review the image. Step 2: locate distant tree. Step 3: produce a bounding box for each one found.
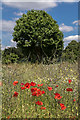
[12,9,64,63]
[2,47,24,64]
[62,40,79,62]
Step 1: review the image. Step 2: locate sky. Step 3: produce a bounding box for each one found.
[0,0,79,50]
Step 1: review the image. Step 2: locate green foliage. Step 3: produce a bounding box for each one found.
[12,9,64,63]
[2,53,19,64]
[62,40,79,63]
[2,47,24,64]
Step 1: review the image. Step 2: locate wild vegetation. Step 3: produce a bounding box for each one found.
[2,62,78,119]
[1,10,79,119]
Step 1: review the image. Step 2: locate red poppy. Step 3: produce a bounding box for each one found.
[73,99,76,102]
[60,103,66,110]
[42,91,45,94]
[66,88,73,91]
[54,95,62,100]
[13,92,18,97]
[54,93,62,100]
[54,93,60,96]
[61,106,66,110]
[36,101,43,105]
[30,82,36,86]
[31,88,42,97]
[21,86,26,90]
[37,83,43,87]
[24,83,31,89]
[48,87,52,91]
[13,81,18,86]
[55,85,58,88]
[21,83,24,85]
[31,88,37,93]
[0,82,2,86]
[7,115,10,119]
[68,79,72,84]
[60,103,64,107]
[41,106,46,110]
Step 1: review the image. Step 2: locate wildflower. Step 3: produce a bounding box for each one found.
[54,93,60,96]
[24,83,31,89]
[7,115,10,119]
[73,99,76,102]
[37,83,43,87]
[36,101,43,105]
[13,81,18,86]
[54,95,62,100]
[0,82,2,86]
[66,88,73,91]
[68,79,72,84]
[55,85,58,88]
[21,83,24,85]
[42,91,45,94]
[48,87,52,91]
[41,106,46,110]
[30,82,36,86]
[31,88,42,97]
[60,103,66,110]
[13,92,18,97]
[31,88,37,93]
[21,86,26,90]
[54,93,62,100]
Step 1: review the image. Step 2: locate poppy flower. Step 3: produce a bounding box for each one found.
[41,106,46,110]
[42,91,45,94]
[0,82,2,86]
[61,106,66,110]
[55,85,58,88]
[54,93,60,96]
[66,88,73,91]
[60,103,64,107]
[54,93,62,100]
[24,83,31,89]
[21,86,26,90]
[68,79,72,84]
[36,101,43,105]
[31,88,37,93]
[13,81,18,86]
[30,82,36,86]
[60,103,66,110]
[13,92,18,97]
[54,95,62,100]
[31,88,42,97]
[21,83,24,85]
[37,83,43,87]
[7,115,10,119]
[73,99,76,102]
[48,87,52,91]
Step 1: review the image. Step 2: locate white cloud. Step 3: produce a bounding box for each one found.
[63,35,79,42]
[59,23,73,32]
[63,35,80,49]
[0,20,16,32]
[11,39,16,43]
[14,12,23,16]
[1,1,57,10]
[14,17,19,21]
[72,20,80,25]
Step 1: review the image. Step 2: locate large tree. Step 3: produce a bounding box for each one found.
[12,9,64,63]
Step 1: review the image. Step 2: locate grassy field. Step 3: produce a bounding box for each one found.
[1,62,79,119]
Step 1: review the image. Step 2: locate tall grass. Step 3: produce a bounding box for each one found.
[2,62,78,118]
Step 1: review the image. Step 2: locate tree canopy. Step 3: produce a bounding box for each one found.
[62,40,79,62]
[12,9,64,63]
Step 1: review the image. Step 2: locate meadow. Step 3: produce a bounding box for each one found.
[2,61,79,119]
